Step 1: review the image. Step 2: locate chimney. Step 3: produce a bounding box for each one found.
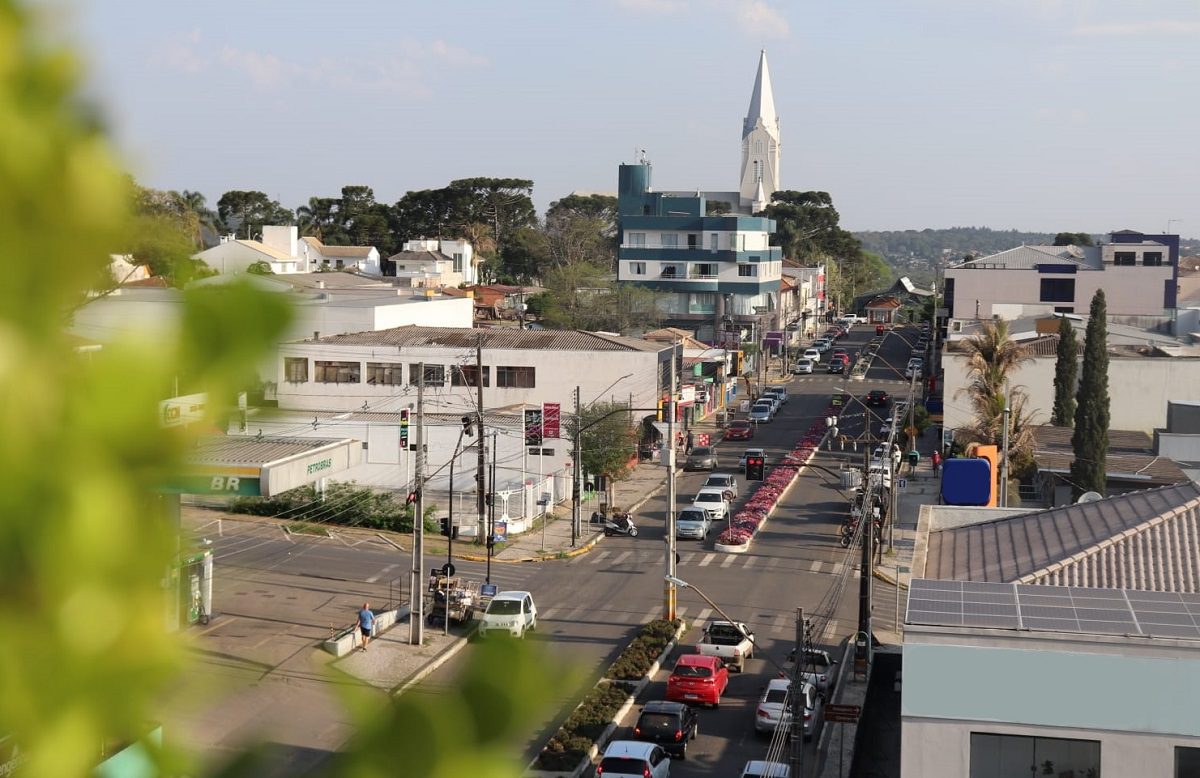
[313,331,320,341]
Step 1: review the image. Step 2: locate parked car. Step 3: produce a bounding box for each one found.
[675,507,712,540]
[696,619,755,672]
[477,591,537,639]
[702,472,739,499]
[596,740,672,778]
[632,700,700,760]
[738,447,766,472]
[813,339,832,353]
[754,678,823,740]
[792,358,814,375]
[875,324,885,335]
[741,760,791,778]
[802,348,820,361]
[763,386,788,405]
[692,487,731,521]
[666,653,730,708]
[724,420,755,441]
[749,401,775,423]
[865,389,890,407]
[784,647,836,693]
[685,446,718,471]
[826,360,844,375]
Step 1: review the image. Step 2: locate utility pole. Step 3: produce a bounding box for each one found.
[664,342,679,621]
[571,386,581,547]
[487,431,497,583]
[789,608,805,776]
[856,427,873,678]
[410,364,426,645]
[476,336,486,543]
[1000,385,1011,508]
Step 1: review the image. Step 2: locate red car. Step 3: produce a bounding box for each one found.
[724,420,755,441]
[876,324,886,335]
[666,654,730,708]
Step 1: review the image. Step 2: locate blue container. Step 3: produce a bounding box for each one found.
[941,458,992,506]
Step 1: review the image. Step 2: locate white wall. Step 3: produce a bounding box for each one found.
[261,226,298,258]
[942,350,1200,434]
[947,265,1173,319]
[195,242,277,275]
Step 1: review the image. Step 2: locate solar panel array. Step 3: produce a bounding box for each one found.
[906,579,1200,640]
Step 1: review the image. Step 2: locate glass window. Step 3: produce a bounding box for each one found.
[496,366,535,388]
[661,264,680,278]
[314,361,360,384]
[662,233,679,248]
[630,261,646,275]
[738,264,755,277]
[453,365,490,388]
[453,252,463,272]
[1178,746,1200,777]
[1144,251,1164,266]
[970,732,1100,778]
[1114,251,1137,266]
[409,364,445,386]
[366,362,404,386]
[693,264,717,278]
[284,357,308,383]
[1040,278,1075,303]
[689,293,716,313]
[628,232,645,247]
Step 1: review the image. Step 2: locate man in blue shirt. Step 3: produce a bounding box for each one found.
[357,603,375,651]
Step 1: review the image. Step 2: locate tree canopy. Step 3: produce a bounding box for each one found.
[1070,291,1110,496]
[215,190,293,239]
[1053,232,1095,247]
[1051,317,1078,426]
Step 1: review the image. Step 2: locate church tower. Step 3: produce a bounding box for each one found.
[739,50,781,213]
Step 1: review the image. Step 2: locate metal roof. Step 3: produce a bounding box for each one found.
[924,481,1200,591]
[950,244,1103,271]
[296,325,668,353]
[184,436,351,466]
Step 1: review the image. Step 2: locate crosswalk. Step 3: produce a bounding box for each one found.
[580,547,859,578]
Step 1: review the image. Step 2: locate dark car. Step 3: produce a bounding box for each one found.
[724,420,755,441]
[875,324,885,335]
[826,360,845,374]
[685,446,718,471]
[865,390,890,407]
[632,700,700,759]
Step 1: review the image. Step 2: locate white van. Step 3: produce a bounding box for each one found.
[477,590,537,638]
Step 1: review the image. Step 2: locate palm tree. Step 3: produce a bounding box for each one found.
[955,320,1037,471]
[177,190,218,248]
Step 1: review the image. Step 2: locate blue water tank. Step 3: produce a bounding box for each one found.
[941,458,992,506]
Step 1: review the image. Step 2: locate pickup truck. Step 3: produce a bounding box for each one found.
[696,620,755,672]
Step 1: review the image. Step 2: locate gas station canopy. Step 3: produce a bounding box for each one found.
[171,436,362,497]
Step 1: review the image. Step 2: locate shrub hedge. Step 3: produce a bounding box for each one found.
[535,618,681,770]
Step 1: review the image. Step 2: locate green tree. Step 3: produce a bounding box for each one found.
[215,190,294,238]
[1070,291,1110,496]
[1053,232,1095,247]
[121,183,218,286]
[572,401,639,481]
[955,320,1038,473]
[1051,317,1079,426]
[296,196,339,239]
[544,193,618,272]
[246,260,274,275]
[534,262,660,333]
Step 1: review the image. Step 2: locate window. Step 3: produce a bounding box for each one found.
[315,361,360,384]
[1144,251,1164,266]
[661,234,679,248]
[693,263,717,278]
[709,233,718,251]
[1178,745,1200,777]
[630,261,646,275]
[1114,251,1136,266]
[453,365,490,388]
[689,293,716,313]
[687,233,698,249]
[738,265,756,277]
[970,733,1100,778]
[409,364,445,386]
[1040,277,1075,303]
[628,232,646,247]
[661,264,679,278]
[366,362,404,386]
[453,252,463,273]
[496,366,535,388]
[1053,306,1075,314]
[284,357,308,383]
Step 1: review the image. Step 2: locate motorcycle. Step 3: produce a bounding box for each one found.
[838,517,882,548]
[603,511,639,537]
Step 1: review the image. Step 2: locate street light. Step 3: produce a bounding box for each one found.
[667,575,806,774]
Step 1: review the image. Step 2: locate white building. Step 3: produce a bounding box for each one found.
[299,236,381,275]
[386,238,477,287]
[194,226,382,275]
[739,50,781,213]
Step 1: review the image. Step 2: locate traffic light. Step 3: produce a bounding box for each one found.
[439,518,458,539]
[400,409,410,447]
[746,455,766,481]
[461,415,474,436]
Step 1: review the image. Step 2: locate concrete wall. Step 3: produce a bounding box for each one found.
[947,265,1173,319]
[942,350,1200,434]
[196,242,295,275]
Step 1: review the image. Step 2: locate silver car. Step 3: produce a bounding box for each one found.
[749,401,774,423]
[754,678,823,740]
[685,446,719,471]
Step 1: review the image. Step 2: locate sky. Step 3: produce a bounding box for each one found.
[56,0,1200,234]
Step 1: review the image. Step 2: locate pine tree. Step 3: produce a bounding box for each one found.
[1070,291,1110,497]
[1051,317,1078,426]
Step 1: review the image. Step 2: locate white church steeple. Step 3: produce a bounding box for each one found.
[739,50,781,212]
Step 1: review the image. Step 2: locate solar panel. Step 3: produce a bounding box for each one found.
[905,579,1200,639]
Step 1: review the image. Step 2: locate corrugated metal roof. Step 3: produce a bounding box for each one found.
[952,244,1103,270]
[925,481,1200,591]
[184,436,350,466]
[301,237,375,258]
[299,325,668,353]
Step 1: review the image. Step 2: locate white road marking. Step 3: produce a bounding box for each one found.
[589,550,611,565]
[540,607,561,621]
[743,556,757,569]
[772,613,790,633]
[611,551,632,566]
[365,563,398,584]
[641,605,661,623]
[720,554,737,568]
[698,553,716,567]
[810,560,823,573]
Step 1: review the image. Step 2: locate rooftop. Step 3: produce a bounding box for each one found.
[292,325,669,353]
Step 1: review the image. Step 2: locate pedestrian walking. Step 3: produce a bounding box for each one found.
[685,431,694,455]
[357,602,375,651]
[931,450,942,474]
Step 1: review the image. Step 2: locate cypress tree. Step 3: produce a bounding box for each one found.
[1070,290,1110,497]
[1051,317,1078,426]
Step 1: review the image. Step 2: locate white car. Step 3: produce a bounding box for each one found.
[738,447,766,472]
[754,678,823,740]
[749,401,774,423]
[597,741,672,778]
[477,590,537,638]
[802,348,820,361]
[692,487,731,521]
[741,761,791,778]
[764,386,788,405]
[792,359,814,375]
[702,472,739,499]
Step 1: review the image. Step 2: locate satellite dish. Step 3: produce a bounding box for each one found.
[1077,491,1103,504]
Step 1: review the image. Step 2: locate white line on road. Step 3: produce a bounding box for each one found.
[743,556,757,569]
[588,550,611,565]
[698,553,716,567]
[694,607,712,625]
[611,551,632,566]
[675,606,689,619]
[641,605,660,623]
[563,605,589,622]
[540,607,561,621]
[832,562,845,576]
[720,554,737,568]
[810,560,824,573]
[366,563,398,584]
[772,613,790,633]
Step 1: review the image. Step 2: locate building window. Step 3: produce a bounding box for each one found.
[1114,251,1137,266]
[1040,278,1075,303]
[710,233,718,251]
[970,733,1099,778]
[689,293,716,314]
[453,252,463,272]
[453,365,490,388]
[1177,745,1200,777]
[366,362,405,386]
[315,361,361,384]
[738,265,755,277]
[1053,306,1074,314]
[284,357,308,383]
[661,234,679,248]
[409,364,445,386]
[496,366,535,388]
[628,232,645,247]
[693,263,717,278]
[630,262,646,275]
[688,233,699,249]
[1144,251,1164,266]
[661,265,680,278]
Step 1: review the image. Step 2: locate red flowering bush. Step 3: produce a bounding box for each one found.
[717,527,752,545]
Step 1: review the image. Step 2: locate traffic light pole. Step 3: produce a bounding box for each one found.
[410,364,426,646]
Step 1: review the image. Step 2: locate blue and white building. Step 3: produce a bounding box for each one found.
[616,51,785,343]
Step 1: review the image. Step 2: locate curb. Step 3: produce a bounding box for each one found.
[391,627,475,698]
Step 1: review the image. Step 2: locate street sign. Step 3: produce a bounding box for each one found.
[441,562,456,577]
[825,704,861,723]
[897,478,907,489]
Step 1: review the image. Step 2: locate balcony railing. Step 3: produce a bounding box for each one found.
[658,270,719,280]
